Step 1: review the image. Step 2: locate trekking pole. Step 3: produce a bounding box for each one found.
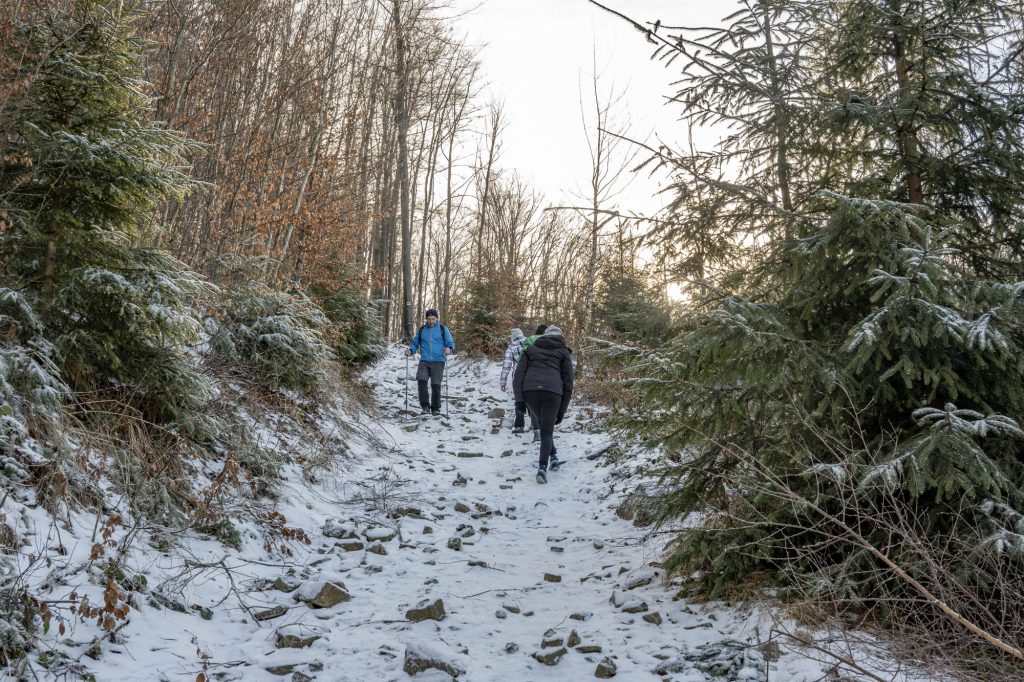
[404,354,409,415]
[444,355,450,418]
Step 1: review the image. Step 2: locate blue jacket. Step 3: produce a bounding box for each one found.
[410,323,454,363]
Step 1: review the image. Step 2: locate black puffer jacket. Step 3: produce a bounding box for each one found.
[512,335,574,418]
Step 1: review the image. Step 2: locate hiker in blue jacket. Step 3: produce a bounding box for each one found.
[405,309,455,415]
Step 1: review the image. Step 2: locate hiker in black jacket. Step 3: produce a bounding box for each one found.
[512,325,574,484]
[511,324,546,437]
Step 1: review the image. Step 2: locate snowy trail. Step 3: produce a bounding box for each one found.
[73,348,837,681]
[227,348,821,681]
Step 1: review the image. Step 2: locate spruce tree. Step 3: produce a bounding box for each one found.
[0,1,214,435]
[615,0,1024,609]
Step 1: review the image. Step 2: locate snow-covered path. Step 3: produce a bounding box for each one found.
[58,348,841,681]
[220,348,825,681]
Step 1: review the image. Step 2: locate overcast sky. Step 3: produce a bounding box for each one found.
[449,0,725,217]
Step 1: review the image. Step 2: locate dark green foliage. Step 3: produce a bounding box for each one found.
[0,0,215,436]
[595,268,672,346]
[0,584,36,666]
[207,287,331,393]
[628,199,1024,594]
[320,287,386,366]
[457,284,500,355]
[617,0,1024,618]
[453,274,525,357]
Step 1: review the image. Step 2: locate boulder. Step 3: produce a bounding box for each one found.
[684,638,767,679]
[625,568,658,590]
[532,647,568,666]
[389,506,424,519]
[265,664,297,675]
[364,527,398,542]
[272,575,302,593]
[609,591,647,613]
[322,520,358,539]
[293,580,350,609]
[403,641,465,678]
[253,605,288,622]
[543,573,561,583]
[595,657,617,678]
[405,598,446,622]
[541,636,564,649]
[622,600,648,614]
[275,626,320,649]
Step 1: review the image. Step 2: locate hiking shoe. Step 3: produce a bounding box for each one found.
[512,426,524,435]
[431,409,441,416]
[549,456,560,472]
[536,468,547,484]
[532,430,540,443]
[421,407,430,415]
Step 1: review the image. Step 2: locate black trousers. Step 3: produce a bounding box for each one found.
[524,390,560,469]
[513,400,538,430]
[416,361,444,410]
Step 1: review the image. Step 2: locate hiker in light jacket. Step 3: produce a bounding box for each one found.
[500,328,528,433]
[513,325,573,484]
[405,309,455,415]
[514,324,546,440]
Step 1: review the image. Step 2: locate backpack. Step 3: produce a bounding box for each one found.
[417,323,451,349]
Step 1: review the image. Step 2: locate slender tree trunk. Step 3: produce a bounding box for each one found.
[893,37,924,205]
[889,1,924,206]
[476,104,501,278]
[761,0,793,217]
[442,131,456,321]
[393,0,414,339]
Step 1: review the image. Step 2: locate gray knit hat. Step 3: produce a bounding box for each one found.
[543,325,563,337]
[511,327,524,341]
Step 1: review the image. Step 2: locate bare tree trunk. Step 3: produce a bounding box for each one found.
[393,0,414,339]
[475,101,503,278]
